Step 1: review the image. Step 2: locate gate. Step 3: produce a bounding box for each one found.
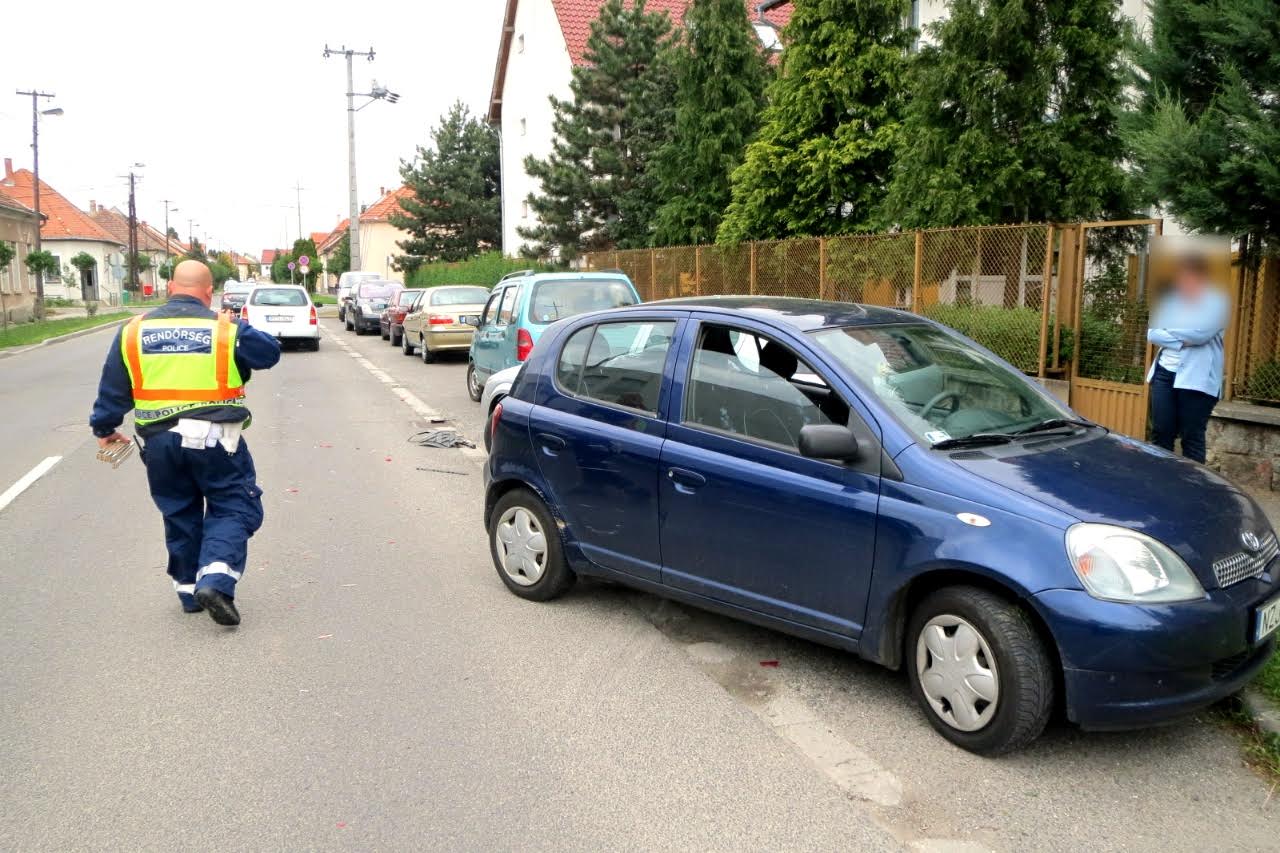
[1062,220,1162,439]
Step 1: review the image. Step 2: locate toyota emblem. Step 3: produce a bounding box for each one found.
[1241,531,1262,552]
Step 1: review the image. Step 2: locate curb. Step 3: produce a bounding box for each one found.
[1240,687,1280,739]
[0,314,132,360]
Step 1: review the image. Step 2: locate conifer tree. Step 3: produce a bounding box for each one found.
[1129,0,1280,247]
[717,0,910,242]
[884,0,1132,227]
[391,101,500,271]
[651,0,769,245]
[520,0,675,259]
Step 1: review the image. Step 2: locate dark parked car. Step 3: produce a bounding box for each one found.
[483,296,1280,754]
[380,288,424,346]
[219,280,253,313]
[345,280,402,335]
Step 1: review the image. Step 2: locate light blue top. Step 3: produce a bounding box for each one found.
[1145,288,1229,398]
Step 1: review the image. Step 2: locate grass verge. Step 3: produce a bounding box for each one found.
[1212,702,1280,786]
[1256,650,1280,704]
[0,312,130,349]
[312,294,337,305]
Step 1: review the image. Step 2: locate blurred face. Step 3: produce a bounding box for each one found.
[1173,258,1209,297]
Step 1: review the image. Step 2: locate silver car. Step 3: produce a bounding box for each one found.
[480,364,522,451]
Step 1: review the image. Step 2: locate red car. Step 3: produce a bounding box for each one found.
[379,288,424,346]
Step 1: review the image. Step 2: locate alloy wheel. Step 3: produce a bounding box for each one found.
[494,506,547,586]
[915,614,1000,732]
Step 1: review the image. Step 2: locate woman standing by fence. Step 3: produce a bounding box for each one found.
[1146,252,1229,462]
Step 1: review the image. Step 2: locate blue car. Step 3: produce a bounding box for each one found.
[483,297,1280,753]
[466,271,641,402]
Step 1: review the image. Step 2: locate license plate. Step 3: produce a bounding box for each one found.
[1255,594,1280,643]
[267,315,292,322]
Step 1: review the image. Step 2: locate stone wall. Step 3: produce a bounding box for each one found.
[1206,402,1280,492]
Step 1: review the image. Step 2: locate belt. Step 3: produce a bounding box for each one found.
[170,418,244,453]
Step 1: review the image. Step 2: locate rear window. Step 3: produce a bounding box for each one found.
[359,283,398,299]
[529,280,637,324]
[430,287,490,306]
[225,283,252,294]
[396,290,423,307]
[250,288,308,307]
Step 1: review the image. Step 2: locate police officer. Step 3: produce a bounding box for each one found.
[90,260,282,626]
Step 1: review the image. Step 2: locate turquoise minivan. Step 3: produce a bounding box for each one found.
[466,271,641,401]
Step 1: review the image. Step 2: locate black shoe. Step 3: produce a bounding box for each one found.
[194,587,241,626]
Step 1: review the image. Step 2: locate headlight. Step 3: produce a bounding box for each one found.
[1065,523,1205,603]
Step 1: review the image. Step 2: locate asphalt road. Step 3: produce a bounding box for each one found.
[1,317,1275,852]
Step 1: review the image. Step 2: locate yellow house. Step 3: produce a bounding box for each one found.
[357,186,413,280]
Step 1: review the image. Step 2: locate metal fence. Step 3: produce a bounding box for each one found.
[585,224,1060,376]
[1233,256,1280,404]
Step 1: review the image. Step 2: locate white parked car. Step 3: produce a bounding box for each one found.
[241,284,320,350]
[480,364,522,451]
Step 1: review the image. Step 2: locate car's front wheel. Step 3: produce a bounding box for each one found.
[401,332,416,356]
[338,306,346,322]
[489,489,575,601]
[345,313,353,332]
[907,586,1053,755]
[466,362,483,401]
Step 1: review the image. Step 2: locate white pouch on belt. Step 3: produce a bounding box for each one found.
[170,418,244,453]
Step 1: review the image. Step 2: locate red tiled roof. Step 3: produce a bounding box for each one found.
[89,207,173,252]
[552,0,789,66]
[309,231,330,247]
[0,186,38,217]
[261,249,279,264]
[359,186,413,223]
[489,1,791,121]
[0,165,121,244]
[318,219,350,254]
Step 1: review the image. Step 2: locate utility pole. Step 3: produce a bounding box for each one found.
[126,170,140,294]
[16,89,59,314]
[161,200,177,281]
[294,179,305,243]
[323,44,376,273]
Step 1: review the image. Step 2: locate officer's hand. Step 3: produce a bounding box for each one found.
[97,432,129,449]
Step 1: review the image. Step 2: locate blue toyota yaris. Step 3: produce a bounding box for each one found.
[482,297,1280,753]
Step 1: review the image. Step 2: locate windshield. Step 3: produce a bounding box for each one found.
[250,288,308,307]
[810,323,1068,445]
[431,286,490,306]
[358,283,398,300]
[396,290,422,307]
[529,280,637,324]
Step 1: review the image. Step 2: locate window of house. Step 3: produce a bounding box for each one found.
[684,324,849,452]
[517,34,525,53]
[46,254,61,286]
[0,242,12,293]
[521,200,529,219]
[556,321,676,415]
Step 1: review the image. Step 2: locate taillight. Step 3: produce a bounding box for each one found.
[516,328,534,362]
[309,306,317,325]
[240,306,248,321]
[428,314,453,326]
[490,402,503,446]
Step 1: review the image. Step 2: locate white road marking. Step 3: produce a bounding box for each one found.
[322,328,485,462]
[0,456,63,512]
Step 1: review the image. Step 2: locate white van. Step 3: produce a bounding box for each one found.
[241,284,320,350]
[336,271,382,321]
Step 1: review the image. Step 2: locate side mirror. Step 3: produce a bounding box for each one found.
[465,316,481,327]
[798,424,860,462]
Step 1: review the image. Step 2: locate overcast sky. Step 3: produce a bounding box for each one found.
[0,0,505,258]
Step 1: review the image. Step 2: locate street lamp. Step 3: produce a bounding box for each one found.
[322,44,399,273]
[15,89,63,315]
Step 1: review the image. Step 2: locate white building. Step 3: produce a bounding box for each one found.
[487,0,792,257]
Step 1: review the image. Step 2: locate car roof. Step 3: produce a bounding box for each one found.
[249,283,307,290]
[616,296,918,332]
[505,271,632,284]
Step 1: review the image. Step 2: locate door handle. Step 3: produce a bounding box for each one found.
[536,432,567,453]
[667,467,706,492]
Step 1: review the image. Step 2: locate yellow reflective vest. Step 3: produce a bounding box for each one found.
[120,315,246,427]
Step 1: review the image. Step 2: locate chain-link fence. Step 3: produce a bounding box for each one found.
[585,224,1058,375]
[1234,256,1280,403]
[1073,223,1154,385]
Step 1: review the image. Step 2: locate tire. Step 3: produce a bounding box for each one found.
[401,332,416,356]
[489,488,575,601]
[381,325,390,341]
[391,329,402,347]
[309,338,320,352]
[338,307,346,322]
[906,586,1053,755]
[345,314,354,332]
[421,336,437,364]
[466,362,483,401]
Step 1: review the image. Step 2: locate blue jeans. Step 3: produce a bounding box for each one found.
[140,430,265,604]
[1149,364,1217,463]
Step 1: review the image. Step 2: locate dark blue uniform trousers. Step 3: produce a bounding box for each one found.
[141,430,264,608]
